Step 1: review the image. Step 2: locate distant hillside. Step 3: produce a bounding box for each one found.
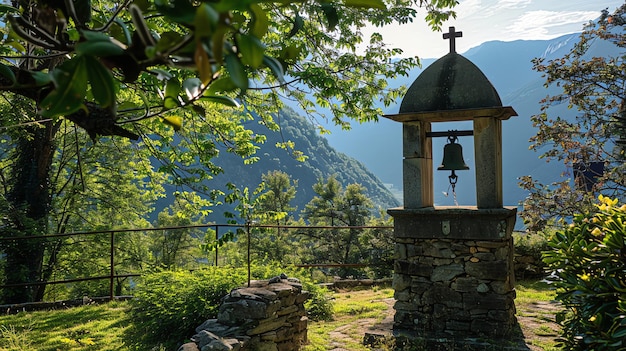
[204,107,399,220]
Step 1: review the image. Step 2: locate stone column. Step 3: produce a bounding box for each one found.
[402,121,433,208]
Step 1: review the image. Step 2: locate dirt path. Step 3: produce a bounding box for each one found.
[317,289,561,351]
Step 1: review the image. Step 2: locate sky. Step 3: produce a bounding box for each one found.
[366,0,624,59]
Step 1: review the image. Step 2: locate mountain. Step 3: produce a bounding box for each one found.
[204,107,399,220]
[319,32,616,209]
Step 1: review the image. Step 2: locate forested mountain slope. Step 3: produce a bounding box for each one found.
[205,107,399,219]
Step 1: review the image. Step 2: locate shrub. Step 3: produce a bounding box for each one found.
[302,281,334,321]
[513,229,552,279]
[125,267,247,350]
[543,195,626,350]
[125,265,334,349]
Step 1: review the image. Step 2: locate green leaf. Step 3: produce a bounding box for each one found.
[163,115,183,131]
[72,0,92,25]
[40,56,88,117]
[201,95,240,107]
[164,78,181,109]
[237,34,265,68]
[194,3,219,37]
[155,0,196,25]
[156,31,184,54]
[6,39,26,54]
[112,18,132,44]
[206,77,238,95]
[262,55,285,83]
[321,3,339,30]
[248,4,269,38]
[84,55,116,108]
[288,12,304,38]
[225,53,248,90]
[343,0,386,9]
[0,64,16,84]
[30,71,52,86]
[76,33,125,57]
[0,4,18,15]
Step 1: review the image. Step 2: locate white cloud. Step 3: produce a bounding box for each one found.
[508,10,599,38]
[496,0,532,10]
[361,0,621,58]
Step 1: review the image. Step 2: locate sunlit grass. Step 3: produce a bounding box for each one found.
[0,301,130,351]
[516,280,556,303]
[302,287,394,351]
[0,283,561,351]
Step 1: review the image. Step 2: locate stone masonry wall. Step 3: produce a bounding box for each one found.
[179,275,309,351]
[393,237,516,337]
[389,207,518,340]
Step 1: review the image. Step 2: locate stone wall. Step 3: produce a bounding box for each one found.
[393,237,516,337]
[389,207,518,340]
[179,275,309,351]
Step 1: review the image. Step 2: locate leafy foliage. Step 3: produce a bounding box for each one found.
[543,195,626,350]
[521,4,626,232]
[0,0,457,303]
[300,176,387,278]
[126,265,334,350]
[126,268,247,350]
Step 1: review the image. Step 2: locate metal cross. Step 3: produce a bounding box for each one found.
[443,26,463,53]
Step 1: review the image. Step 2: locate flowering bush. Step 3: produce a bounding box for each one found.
[543,195,626,350]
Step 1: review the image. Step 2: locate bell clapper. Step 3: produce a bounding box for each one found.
[448,170,459,206]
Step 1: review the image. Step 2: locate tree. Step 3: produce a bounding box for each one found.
[0,0,457,303]
[253,170,297,262]
[301,176,373,277]
[147,194,208,270]
[520,4,626,232]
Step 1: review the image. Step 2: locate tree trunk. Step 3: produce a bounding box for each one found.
[2,121,58,303]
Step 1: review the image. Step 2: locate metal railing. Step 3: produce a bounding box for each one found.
[0,223,393,302]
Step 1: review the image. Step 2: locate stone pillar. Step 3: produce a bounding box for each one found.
[474,117,503,208]
[388,207,517,340]
[403,121,433,208]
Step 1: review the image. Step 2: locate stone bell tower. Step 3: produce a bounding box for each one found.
[384,27,519,346]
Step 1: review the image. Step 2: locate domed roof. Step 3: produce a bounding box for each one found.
[399,52,502,114]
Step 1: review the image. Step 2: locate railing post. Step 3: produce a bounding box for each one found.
[110,231,115,301]
[247,221,251,287]
[215,225,219,266]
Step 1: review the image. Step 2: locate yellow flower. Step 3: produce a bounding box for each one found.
[589,315,597,322]
[580,273,591,281]
[591,228,603,237]
[619,204,626,212]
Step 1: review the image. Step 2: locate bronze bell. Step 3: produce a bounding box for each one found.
[438,136,469,171]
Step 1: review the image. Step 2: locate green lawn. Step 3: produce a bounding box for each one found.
[0,301,130,351]
[0,282,560,351]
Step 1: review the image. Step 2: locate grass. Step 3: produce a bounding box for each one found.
[0,282,561,351]
[303,286,394,351]
[515,280,562,351]
[515,280,556,304]
[0,301,130,351]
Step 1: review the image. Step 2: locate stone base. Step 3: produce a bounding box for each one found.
[392,330,531,351]
[389,206,518,339]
